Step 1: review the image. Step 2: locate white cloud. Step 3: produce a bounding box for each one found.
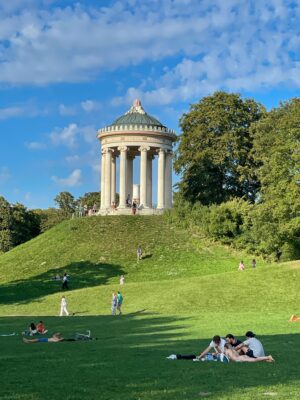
[50,123,96,148]
[81,100,102,113]
[59,104,76,116]
[0,0,297,89]
[0,106,24,119]
[51,169,82,187]
[0,101,46,120]
[50,123,79,148]
[26,141,46,150]
[0,167,11,184]
[65,155,80,164]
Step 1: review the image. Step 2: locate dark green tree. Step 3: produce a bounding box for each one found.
[54,191,76,217]
[175,91,266,204]
[33,208,67,233]
[0,196,13,252]
[251,98,300,259]
[11,203,40,246]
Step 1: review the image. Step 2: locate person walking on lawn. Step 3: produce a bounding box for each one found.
[117,291,123,315]
[60,295,69,316]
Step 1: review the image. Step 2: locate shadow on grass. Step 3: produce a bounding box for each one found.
[0,313,299,399]
[0,261,124,305]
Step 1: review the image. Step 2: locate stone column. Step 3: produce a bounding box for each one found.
[118,146,128,208]
[157,148,166,209]
[100,149,106,209]
[104,148,112,208]
[139,146,150,207]
[127,155,134,203]
[165,151,173,209]
[147,154,153,207]
[111,155,116,205]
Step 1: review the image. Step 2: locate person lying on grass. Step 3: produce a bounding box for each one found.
[23,331,97,343]
[289,315,300,322]
[23,333,64,343]
[234,331,266,359]
[224,344,274,362]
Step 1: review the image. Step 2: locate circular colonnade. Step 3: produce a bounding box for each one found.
[97,99,176,214]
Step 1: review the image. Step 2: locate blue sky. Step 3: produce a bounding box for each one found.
[0,0,299,209]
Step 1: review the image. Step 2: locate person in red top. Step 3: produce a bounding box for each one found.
[36,321,48,334]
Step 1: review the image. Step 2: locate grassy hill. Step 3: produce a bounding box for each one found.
[0,215,299,400]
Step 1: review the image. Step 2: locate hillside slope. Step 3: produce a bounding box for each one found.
[0,215,299,317]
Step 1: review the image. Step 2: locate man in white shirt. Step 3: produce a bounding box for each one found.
[235,331,265,358]
[60,295,69,316]
[198,335,226,359]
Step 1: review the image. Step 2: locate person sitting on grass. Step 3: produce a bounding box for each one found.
[234,331,266,358]
[224,343,274,362]
[36,321,48,334]
[225,334,242,347]
[289,315,300,322]
[23,333,64,343]
[197,335,226,359]
[22,323,38,336]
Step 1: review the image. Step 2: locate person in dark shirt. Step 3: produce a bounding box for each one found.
[225,334,242,347]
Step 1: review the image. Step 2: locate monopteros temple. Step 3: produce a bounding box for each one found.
[97,99,176,215]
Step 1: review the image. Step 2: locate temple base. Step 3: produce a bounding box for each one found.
[97,207,165,216]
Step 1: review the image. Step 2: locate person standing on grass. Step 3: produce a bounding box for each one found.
[252,259,257,268]
[235,331,265,358]
[111,292,117,315]
[62,273,69,290]
[60,295,69,316]
[120,275,125,285]
[117,291,123,315]
[137,245,142,261]
[238,261,245,271]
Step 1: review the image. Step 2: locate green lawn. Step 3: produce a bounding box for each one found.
[0,216,299,399]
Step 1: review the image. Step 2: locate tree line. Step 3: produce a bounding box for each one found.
[0,192,101,253]
[168,91,300,261]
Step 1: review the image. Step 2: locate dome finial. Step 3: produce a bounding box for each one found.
[126,98,145,115]
[133,98,141,107]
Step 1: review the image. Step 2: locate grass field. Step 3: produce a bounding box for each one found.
[0,216,299,400]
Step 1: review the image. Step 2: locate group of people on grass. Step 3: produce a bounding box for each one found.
[22,321,48,336]
[112,291,123,315]
[167,331,274,363]
[238,259,256,271]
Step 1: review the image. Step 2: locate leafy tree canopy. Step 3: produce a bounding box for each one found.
[54,191,76,216]
[251,98,300,256]
[175,91,266,204]
[77,192,100,209]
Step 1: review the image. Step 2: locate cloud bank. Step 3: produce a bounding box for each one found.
[0,0,298,106]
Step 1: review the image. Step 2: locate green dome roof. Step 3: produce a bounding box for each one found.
[111,99,165,128]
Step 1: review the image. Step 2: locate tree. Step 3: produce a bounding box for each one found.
[0,196,13,252]
[77,192,101,209]
[250,98,300,259]
[11,203,40,246]
[175,91,266,205]
[33,208,67,233]
[54,192,76,217]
